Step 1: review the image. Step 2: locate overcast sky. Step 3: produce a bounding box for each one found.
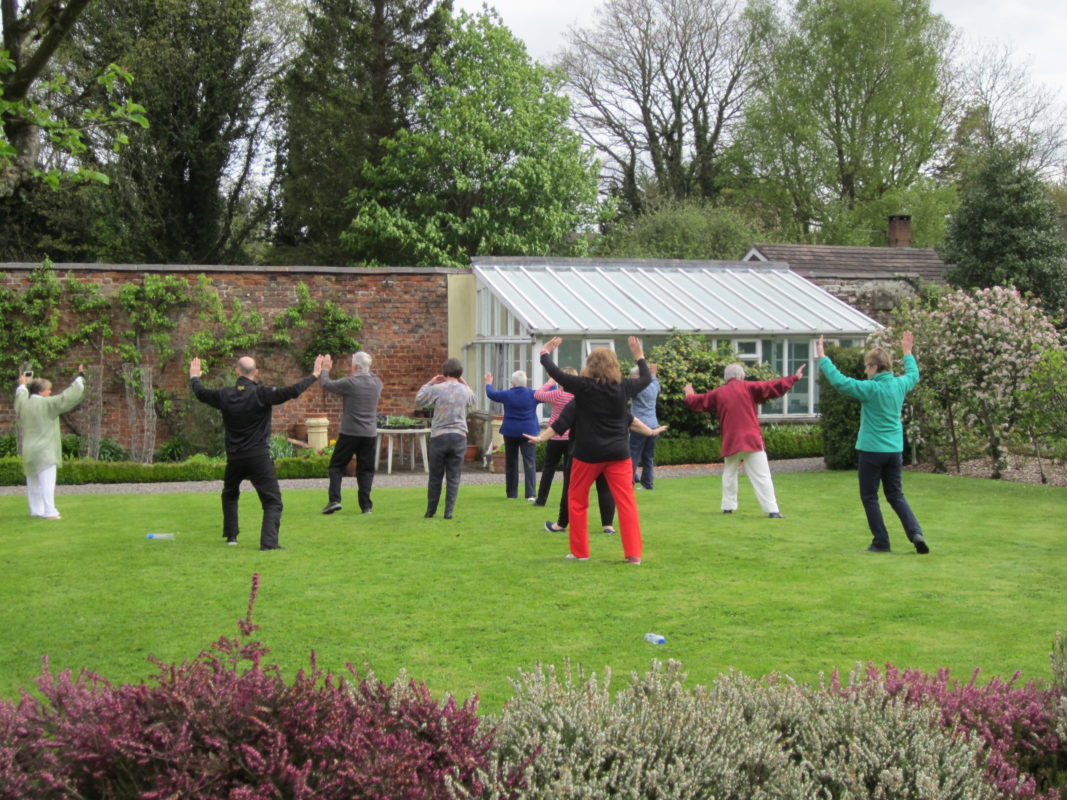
[454,0,1067,103]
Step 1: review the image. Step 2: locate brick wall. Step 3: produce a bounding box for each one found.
[0,264,460,450]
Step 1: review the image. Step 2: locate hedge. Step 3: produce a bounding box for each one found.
[0,455,333,486]
[0,426,822,486]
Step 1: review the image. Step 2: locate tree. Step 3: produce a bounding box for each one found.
[882,286,1062,477]
[592,200,757,260]
[271,0,452,266]
[735,0,953,241]
[557,0,770,217]
[939,146,1067,314]
[342,10,600,267]
[54,0,292,264]
[945,44,1067,185]
[1,0,146,197]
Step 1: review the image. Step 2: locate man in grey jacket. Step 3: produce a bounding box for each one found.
[320,351,383,515]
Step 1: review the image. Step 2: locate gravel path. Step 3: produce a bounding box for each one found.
[0,458,826,496]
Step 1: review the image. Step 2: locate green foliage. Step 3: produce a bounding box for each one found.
[734,0,952,240]
[1019,348,1067,455]
[650,435,723,465]
[592,201,759,260]
[0,260,75,376]
[272,283,362,370]
[0,434,16,458]
[1,23,148,199]
[342,10,600,267]
[939,146,1067,314]
[96,439,129,462]
[651,426,822,465]
[648,331,778,438]
[817,344,865,469]
[272,0,451,266]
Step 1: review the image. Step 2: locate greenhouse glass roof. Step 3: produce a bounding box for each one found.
[472,257,881,337]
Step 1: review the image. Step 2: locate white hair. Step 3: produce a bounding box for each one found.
[352,351,372,371]
[511,370,527,386]
[724,363,745,381]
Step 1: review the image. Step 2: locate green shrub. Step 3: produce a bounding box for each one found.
[818,345,865,470]
[763,424,823,459]
[653,435,723,465]
[0,456,22,484]
[97,439,129,462]
[61,433,80,459]
[648,332,779,439]
[0,434,16,458]
[274,456,330,479]
[154,438,192,463]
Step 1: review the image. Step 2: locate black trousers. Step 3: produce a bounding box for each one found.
[327,433,377,512]
[222,452,283,548]
[535,438,570,505]
[426,433,466,517]
[557,449,615,529]
[503,435,537,499]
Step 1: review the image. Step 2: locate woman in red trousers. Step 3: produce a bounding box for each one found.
[539,336,650,564]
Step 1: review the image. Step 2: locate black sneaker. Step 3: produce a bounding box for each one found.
[768,512,784,518]
[866,545,891,553]
[322,501,342,515]
[912,534,929,554]
[225,537,237,546]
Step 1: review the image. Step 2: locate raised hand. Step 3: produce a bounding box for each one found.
[484,371,493,385]
[816,336,826,359]
[542,337,563,354]
[683,382,695,396]
[794,363,807,379]
[901,331,914,355]
[627,335,644,360]
[189,357,202,378]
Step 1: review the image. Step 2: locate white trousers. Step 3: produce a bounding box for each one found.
[27,464,60,518]
[721,449,779,513]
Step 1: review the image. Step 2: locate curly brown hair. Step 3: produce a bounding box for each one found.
[582,347,622,384]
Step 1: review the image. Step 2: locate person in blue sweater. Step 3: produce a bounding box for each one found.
[817,331,929,555]
[485,370,541,500]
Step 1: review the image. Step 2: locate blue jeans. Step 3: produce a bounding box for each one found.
[858,450,922,550]
[629,432,656,489]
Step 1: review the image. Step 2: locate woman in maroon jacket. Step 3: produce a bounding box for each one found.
[539,335,650,564]
[683,362,804,517]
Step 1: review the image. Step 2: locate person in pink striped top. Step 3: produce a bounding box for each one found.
[531,367,576,507]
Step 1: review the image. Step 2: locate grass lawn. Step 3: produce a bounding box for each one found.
[0,470,1064,715]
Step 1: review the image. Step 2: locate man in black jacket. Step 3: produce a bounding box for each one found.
[190,354,323,550]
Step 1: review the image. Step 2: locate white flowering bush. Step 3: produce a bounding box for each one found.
[877,287,1063,476]
[479,660,993,799]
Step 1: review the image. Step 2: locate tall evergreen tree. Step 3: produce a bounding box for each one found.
[271,0,452,266]
[940,146,1067,314]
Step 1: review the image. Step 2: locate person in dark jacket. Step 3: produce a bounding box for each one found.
[190,354,322,550]
[540,336,650,564]
[484,370,541,500]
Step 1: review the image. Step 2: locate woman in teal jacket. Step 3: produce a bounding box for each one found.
[817,332,928,555]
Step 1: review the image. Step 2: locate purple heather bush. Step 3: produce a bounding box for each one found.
[835,660,1067,800]
[0,574,516,800]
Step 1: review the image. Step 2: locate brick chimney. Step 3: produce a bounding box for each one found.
[888,215,913,247]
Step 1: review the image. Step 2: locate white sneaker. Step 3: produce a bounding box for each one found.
[564,553,589,561]
[526,496,536,502]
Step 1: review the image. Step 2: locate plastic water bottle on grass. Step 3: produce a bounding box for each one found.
[644,633,666,645]
[146,533,176,540]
